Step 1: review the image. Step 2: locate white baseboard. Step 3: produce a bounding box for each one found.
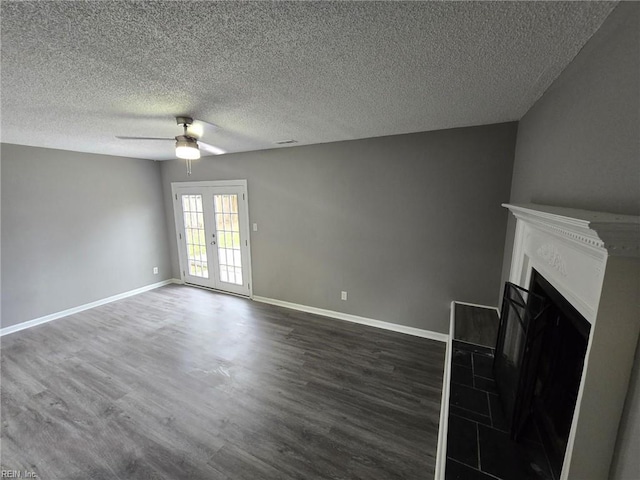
[0,279,181,337]
[252,296,448,342]
[2,281,450,341]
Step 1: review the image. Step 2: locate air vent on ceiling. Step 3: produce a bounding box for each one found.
[275,139,298,145]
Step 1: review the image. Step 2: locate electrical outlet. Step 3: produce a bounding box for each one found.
[341,291,347,301]
[153,267,159,275]
[253,223,258,231]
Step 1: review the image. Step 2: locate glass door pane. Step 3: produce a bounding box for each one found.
[213,194,243,286]
[181,194,209,279]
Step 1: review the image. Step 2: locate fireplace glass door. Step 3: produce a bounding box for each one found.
[493,282,548,440]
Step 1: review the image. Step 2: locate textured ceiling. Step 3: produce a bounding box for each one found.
[1,1,617,160]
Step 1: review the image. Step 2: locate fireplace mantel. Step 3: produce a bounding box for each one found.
[503,203,640,480]
[505,203,639,256]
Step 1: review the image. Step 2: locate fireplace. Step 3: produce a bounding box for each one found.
[499,203,639,480]
[494,270,591,479]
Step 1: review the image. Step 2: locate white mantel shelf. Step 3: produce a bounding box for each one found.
[504,203,640,257]
[502,203,640,480]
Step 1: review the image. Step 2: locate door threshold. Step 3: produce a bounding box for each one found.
[184,282,251,299]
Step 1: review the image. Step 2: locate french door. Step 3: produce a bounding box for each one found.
[172,180,252,296]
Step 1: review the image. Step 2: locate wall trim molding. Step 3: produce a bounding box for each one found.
[0,279,180,337]
[252,296,448,342]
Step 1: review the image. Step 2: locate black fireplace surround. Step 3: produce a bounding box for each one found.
[494,271,590,480]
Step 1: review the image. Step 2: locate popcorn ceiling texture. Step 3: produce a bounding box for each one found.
[0,1,616,160]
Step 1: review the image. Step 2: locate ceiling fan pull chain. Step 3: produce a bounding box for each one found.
[186,122,191,177]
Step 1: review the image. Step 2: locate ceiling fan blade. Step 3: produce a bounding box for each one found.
[194,118,220,130]
[199,141,226,155]
[116,136,174,141]
[187,119,220,139]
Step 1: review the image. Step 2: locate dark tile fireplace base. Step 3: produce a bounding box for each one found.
[446,306,555,480]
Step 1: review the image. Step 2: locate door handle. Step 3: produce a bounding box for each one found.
[211,240,216,245]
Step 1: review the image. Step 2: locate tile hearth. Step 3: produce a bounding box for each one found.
[445,303,554,480]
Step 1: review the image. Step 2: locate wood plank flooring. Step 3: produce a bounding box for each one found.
[1,285,445,480]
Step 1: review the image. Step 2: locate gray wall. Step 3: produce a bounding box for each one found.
[498,3,639,478]
[162,123,517,334]
[1,144,172,328]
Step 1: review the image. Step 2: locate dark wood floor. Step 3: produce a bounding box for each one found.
[1,285,445,479]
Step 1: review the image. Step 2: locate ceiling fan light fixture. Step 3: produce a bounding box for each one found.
[175,136,200,160]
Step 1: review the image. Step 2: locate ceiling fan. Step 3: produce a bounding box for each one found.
[116,116,226,175]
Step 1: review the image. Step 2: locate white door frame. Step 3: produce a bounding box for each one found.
[171,180,253,298]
